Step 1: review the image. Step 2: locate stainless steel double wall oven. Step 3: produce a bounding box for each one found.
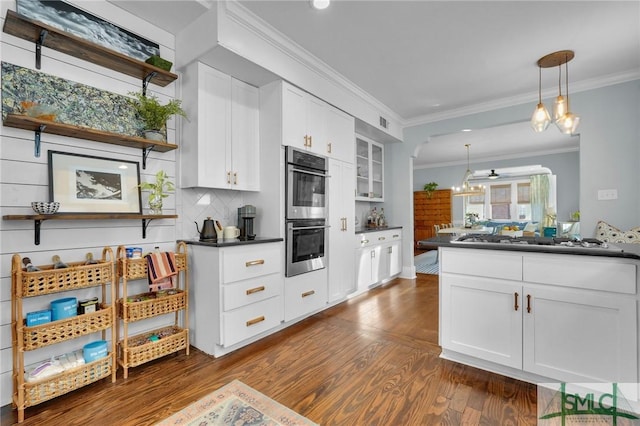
[285,146,329,277]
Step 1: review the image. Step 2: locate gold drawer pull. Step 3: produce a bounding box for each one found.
[246,316,265,327]
[301,290,315,298]
[378,236,386,241]
[246,286,265,295]
[361,239,369,244]
[393,234,399,238]
[245,259,265,267]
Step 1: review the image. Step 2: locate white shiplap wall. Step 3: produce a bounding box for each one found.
[0,0,246,407]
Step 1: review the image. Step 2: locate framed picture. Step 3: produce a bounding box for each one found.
[48,151,142,214]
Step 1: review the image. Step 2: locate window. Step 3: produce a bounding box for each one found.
[463,179,532,221]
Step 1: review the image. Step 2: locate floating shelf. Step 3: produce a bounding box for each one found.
[3,114,177,168]
[3,213,178,245]
[3,10,177,87]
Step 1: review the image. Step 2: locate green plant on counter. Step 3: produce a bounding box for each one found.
[423,182,438,198]
[128,91,188,138]
[139,170,174,214]
[570,210,580,221]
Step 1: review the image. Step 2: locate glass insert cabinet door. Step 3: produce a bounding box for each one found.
[355,135,384,201]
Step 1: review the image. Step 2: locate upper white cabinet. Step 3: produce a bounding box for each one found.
[181,62,259,190]
[355,135,384,201]
[262,80,354,162]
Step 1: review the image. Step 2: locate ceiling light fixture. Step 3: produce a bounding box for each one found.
[310,0,330,10]
[488,169,499,179]
[531,50,580,135]
[452,144,485,197]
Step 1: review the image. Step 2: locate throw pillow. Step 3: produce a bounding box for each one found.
[595,220,640,243]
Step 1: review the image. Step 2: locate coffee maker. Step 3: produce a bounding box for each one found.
[237,205,257,240]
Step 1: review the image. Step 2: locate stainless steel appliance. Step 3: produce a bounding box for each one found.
[451,234,622,252]
[286,146,328,220]
[286,219,328,277]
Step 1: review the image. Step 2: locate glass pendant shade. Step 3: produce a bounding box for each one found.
[553,95,567,121]
[556,112,580,135]
[531,102,551,132]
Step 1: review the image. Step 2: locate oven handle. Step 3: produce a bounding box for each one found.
[289,167,329,178]
[289,225,331,231]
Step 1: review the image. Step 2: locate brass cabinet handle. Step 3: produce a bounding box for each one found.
[246,286,265,295]
[226,171,231,184]
[361,239,369,244]
[378,236,386,241]
[327,142,332,153]
[393,234,399,238]
[304,135,309,147]
[233,172,237,185]
[301,290,315,298]
[514,292,519,311]
[309,135,312,147]
[388,246,393,253]
[246,316,265,327]
[245,259,265,267]
[526,294,532,313]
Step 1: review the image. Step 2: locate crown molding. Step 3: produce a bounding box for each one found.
[222,1,403,124]
[403,70,640,128]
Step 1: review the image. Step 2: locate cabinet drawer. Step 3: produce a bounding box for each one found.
[222,296,282,347]
[441,248,522,280]
[222,244,282,284]
[223,273,283,312]
[523,254,636,294]
[284,275,328,322]
[355,229,401,248]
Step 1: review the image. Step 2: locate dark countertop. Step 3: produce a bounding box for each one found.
[355,225,402,234]
[420,236,640,260]
[181,237,283,248]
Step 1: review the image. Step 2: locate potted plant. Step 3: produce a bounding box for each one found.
[129,91,187,141]
[139,170,174,214]
[423,182,438,198]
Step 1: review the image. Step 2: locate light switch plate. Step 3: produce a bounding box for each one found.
[597,189,618,200]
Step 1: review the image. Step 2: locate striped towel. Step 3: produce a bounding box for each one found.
[146,251,177,291]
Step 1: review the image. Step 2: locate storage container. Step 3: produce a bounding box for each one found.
[83,340,108,363]
[51,297,77,320]
[26,309,52,326]
[78,297,99,314]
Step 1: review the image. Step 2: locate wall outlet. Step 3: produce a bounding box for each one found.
[597,189,618,200]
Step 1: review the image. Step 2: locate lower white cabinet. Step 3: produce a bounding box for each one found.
[189,242,284,357]
[440,248,638,385]
[355,229,402,291]
[284,268,328,322]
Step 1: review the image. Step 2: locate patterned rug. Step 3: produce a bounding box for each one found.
[415,251,439,275]
[156,380,317,426]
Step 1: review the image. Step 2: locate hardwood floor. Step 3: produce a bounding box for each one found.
[1,274,537,425]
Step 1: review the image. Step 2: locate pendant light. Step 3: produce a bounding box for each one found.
[533,50,580,135]
[452,144,485,197]
[531,65,551,132]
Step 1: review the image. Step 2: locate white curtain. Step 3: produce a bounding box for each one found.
[530,174,550,232]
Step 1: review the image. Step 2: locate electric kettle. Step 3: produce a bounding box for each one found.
[195,217,217,241]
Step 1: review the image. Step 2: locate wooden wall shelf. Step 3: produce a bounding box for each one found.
[3,114,177,168]
[3,213,178,245]
[3,10,177,87]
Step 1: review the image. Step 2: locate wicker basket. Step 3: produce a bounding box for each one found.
[22,304,113,351]
[118,290,186,322]
[17,260,113,298]
[117,252,187,280]
[118,326,187,368]
[22,355,112,407]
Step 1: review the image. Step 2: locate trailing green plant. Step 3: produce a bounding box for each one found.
[128,91,188,132]
[423,182,438,198]
[139,170,174,208]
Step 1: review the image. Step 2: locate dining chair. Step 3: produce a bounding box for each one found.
[434,224,440,235]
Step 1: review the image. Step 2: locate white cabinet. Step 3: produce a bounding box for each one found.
[355,135,384,201]
[189,242,284,357]
[355,229,402,291]
[440,248,638,385]
[284,268,328,322]
[262,80,354,162]
[328,159,356,302]
[181,62,259,190]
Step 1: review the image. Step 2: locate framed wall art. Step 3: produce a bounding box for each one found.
[48,150,142,214]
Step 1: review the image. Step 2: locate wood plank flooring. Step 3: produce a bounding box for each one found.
[1,274,537,425]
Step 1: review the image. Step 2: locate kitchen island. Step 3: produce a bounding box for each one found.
[423,235,640,396]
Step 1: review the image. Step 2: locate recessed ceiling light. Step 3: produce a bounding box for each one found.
[461,129,472,132]
[310,0,330,10]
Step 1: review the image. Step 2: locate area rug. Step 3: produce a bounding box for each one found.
[156,379,318,426]
[415,251,439,275]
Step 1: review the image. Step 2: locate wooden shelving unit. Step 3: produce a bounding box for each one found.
[116,243,189,378]
[3,10,177,87]
[2,213,178,245]
[11,248,116,423]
